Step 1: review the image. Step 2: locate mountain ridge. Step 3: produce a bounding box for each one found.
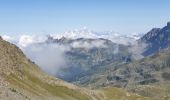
[140,22,170,56]
[44,37,132,82]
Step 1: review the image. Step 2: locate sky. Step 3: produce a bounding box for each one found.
[0,0,170,35]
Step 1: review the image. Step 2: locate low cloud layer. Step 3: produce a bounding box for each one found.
[70,40,107,49]
[22,43,70,76]
[128,41,148,59]
[1,30,143,76]
[21,40,109,76]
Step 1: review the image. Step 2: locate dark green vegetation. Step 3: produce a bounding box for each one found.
[162,72,170,80]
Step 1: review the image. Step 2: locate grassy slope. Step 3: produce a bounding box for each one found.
[4,61,152,100]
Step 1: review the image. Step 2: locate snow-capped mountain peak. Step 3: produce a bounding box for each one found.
[1,28,143,48]
[50,28,142,45]
[52,28,97,39]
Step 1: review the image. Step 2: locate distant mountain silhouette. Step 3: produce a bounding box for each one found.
[140,22,170,56]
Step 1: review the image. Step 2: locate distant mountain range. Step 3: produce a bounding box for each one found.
[44,25,168,83]
[76,22,170,99]
[45,37,132,82]
[50,28,143,45]
[73,22,170,99]
[2,28,143,48]
[2,29,142,82]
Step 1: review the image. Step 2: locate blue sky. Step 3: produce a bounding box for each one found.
[0,0,170,35]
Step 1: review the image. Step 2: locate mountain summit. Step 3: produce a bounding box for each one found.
[167,22,170,27]
[140,22,170,56]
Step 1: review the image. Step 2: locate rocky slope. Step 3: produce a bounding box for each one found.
[64,22,170,99]
[45,37,132,82]
[140,22,170,56]
[82,47,170,99]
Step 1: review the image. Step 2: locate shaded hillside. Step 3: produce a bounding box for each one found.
[140,22,170,56]
[46,37,132,82]
[106,48,170,87]
[81,47,170,99]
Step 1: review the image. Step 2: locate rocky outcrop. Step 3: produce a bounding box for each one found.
[140,22,170,56]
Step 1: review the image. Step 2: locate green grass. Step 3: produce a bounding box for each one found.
[98,87,155,100]
[7,71,161,100]
[6,69,91,100]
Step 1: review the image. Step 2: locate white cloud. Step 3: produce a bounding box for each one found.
[2,35,14,42]
[22,43,70,76]
[128,41,147,59]
[18,35,35,47]
[51,28,142,45]
[52,28,97,39]
[71,40,106,49]
[1,29,144,76]
[2,34,47,48]
[2,28,143,48]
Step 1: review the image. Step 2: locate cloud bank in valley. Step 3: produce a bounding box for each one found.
[20,38,109,76]
[1,29,144,76]
[23,43,70,76]
[70,39,107,49]
[128,41,148,59]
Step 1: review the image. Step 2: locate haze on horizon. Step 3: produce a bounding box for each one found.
[0,0,170,35]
